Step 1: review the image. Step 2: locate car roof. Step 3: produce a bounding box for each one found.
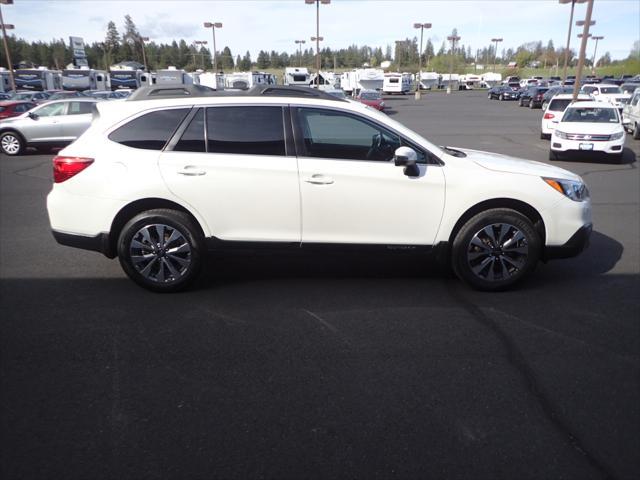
[551,94,592,100]
[584,83,619,88]
[0,100,35,105]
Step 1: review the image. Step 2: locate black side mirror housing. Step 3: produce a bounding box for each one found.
[28,112,38,120]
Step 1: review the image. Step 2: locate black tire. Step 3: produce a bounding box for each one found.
[499,94,504,101]
[488,92,492,99]
[117,209,204,292]
[540,132,550,140]
[451,208,541,291]
[542,101,549,111]
[0,131,25,156]
[549,150,560,161]
[529,99,536,109]
[633,122,640,140]
[519,98,524,107]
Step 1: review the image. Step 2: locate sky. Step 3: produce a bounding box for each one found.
[4,0,639,62]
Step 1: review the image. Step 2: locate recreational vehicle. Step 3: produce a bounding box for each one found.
[198,72,225,90]
[341,68,384,95]
[440,74,460,91]
[62,68,110,91]
[308,71,340,90]
[459,74,482,90]
[383,72,412,94]
[224,72,276,90]
[109,69,151,90]
[481,72,502,88]
[155,67,197,86]
[0,69,11,93]
[418,72,440,90]
[284,67,310,86]
[14,68,62,91]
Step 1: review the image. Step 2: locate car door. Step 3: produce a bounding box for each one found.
[57,101,94,141]
[293,106,445,246]
[21,101,66,143]
[159,105,301,243]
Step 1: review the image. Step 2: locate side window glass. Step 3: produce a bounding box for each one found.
[632,94,640,106]
[68,102,93,115]
[34,102,67,117]
[296,107,405,162]
[206,106,285,156]
[109,108,189,150]
[174,108,206,152]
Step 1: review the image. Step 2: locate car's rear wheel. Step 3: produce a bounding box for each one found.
[529,99,536,109]
[451,209,541,291]
[499,94,504,101]
[117,209,204,292]
[542,101,549,110]
[0,131,24,156]
[549,150,560,161]
[519,98,524,107]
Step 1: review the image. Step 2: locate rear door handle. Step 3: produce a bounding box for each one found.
[304,174,334,185]
[177,166,206,176]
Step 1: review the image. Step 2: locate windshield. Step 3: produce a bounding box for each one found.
[562,107,618,123]
[600,87,622,94]
[360,92,381,100]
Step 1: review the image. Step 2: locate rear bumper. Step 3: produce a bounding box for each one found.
[543,223,592,260]
[51,230,115,258]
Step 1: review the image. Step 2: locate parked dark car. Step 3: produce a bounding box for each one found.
[487,85,518,100]
[0,100,37,119]
[621,82,640,95]
[45,90,85,100]
[541,86,574,110]
[10,91,50,104]
[519,86,549,109]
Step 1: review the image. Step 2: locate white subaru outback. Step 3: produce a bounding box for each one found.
[47,85,592,292]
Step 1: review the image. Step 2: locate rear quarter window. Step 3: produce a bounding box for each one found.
[109,108,190,150]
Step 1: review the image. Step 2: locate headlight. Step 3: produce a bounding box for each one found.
[610,131,624,140]
[542,177,589,202]
[554,130,569,139]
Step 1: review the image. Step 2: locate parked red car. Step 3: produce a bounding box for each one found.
[356,90,385,111]
[0,101,37,120]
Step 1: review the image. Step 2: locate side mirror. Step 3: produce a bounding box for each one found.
[622,118,631,126]
[394,146,420,177]
[28,112,39,120]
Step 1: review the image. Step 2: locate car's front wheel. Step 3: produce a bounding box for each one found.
[451,209,541,291]
[0,131,25,156]
[117,209,204,292]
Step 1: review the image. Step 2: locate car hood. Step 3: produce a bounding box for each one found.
[555,122,623,135]
[453,147,582,181]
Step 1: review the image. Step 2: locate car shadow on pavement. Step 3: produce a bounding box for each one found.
[197,230,622,290]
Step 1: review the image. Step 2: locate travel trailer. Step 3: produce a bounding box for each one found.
[0,69,11,92]
[224,71,276,90]
[198,72,225,90]
[440,73,460,91]
[341,68,384,95]
[155,67,198,85]
[284,67,310,86]
[308,71,340,90]
[418,72,440,90]
[481,72,502,88]
[109,69,151,90]
[62,68,110,91]
[459,74,482,90]
[383,72,412,94]
[14,68,62,91]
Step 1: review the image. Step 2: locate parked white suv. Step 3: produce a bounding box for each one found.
[622,88,640,139]
[580,84,631,111]
[47,85,592,292]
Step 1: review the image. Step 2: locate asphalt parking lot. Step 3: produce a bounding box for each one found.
[1,90,638,480]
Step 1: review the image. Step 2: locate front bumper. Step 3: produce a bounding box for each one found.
[543,223,592,260]
[550,135,625,154]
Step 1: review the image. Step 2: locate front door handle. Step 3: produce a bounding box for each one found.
[177,166,206,176]
[304,174,334,185]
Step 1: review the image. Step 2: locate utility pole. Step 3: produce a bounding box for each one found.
[591,35,603,74]
[204,21,223,72]
[572,0,595,101]
[559,0,588,85]
[447,34,460,94]
[306,0,330,88]
[413,22,432,100]
[491,37,503,72]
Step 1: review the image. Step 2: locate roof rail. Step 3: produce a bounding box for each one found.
[126,83,345,102]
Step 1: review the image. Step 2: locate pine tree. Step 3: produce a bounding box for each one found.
[104,21,120,66]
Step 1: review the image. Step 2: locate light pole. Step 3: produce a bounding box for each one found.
[491,37,503,72]
[305,0,330,88]
[413,22,432,99]
[0,0,15,92]
[572,0,595,101]
[559,0,588,85]
[204,21,223,72]
[446,34,460,94]
[193,40,208,70]
[139,36,149,71]
[295,39,306,67]
[591,35,603,74]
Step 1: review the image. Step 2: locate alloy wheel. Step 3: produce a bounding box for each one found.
[1,134,21,155]
[129,223,192,284]
[466,223,529,282]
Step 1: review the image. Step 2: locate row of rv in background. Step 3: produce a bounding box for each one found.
[0,65,503,93]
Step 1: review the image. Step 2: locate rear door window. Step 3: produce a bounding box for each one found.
[68,102,94,115]
[205,106,285,156]
[109,108,190,150]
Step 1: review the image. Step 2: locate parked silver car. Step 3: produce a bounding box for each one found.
[0,98,99,155]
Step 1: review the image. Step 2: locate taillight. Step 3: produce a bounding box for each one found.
[53,156,94,183]
[543,113,555,119]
